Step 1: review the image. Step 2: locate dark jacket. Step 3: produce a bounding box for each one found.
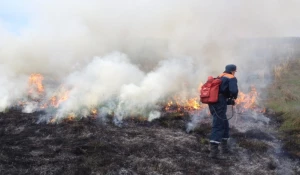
[218,72,238,99]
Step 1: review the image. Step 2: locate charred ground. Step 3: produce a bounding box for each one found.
[0,109,299,175]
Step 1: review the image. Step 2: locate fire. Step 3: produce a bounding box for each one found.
[164,86,264,115]
[21,73,265,123]
[28,73,44,94]
[16,73,46,109]
[91,109,97,115]
[186,98,201,110]
[164,96,204,113]
[67,114,75,121]
[91,108,98,119]
[50,117,56,124]
[19,74,71,114]
[50,89,70,108]
[50,96,57,106]
[235,86,259,111]
[49,112,76,124]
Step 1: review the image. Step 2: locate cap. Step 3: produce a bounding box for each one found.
[225,64,237,72]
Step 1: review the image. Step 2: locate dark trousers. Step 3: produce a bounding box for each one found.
[208,95,229,144]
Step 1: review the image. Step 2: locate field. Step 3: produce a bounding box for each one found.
[0,107,299,174]
[266,58,300,157]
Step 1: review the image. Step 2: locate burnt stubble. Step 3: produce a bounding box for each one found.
[0,109,299,175]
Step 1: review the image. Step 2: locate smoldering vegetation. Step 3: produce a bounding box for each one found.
[2,1,300,121]
[0,109,299,175]
[1,1,300,174]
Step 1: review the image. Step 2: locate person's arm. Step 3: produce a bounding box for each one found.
[229,78,238,99]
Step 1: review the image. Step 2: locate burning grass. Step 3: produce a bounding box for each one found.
[13,71,268,125]
[2,60,300,174]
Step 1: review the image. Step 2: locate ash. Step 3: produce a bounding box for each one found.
[0,109,299,175]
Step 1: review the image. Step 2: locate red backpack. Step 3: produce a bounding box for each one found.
[200,76,223,104]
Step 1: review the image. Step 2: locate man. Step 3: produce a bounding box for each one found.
[208,64,238,159]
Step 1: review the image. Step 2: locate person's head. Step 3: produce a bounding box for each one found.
[225,64,237,75]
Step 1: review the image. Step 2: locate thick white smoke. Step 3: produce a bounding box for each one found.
[55,52,145,119]
[116,56,197,119]
[0,65,28,111]
[1,0,300,119]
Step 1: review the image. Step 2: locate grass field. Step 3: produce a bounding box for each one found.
[266,58,300,156]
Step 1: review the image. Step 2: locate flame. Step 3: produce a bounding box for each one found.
[66,113,75,121]
[139,116,147,121]
[164,96,203,113]
[90,108,98,119]
[50,117,56,124]
[91,109,97,115]
[91,109,98,116]
[236,86,259,111]
[186,98,201,110]
[50,96,57,106]
[22,73,265,123]
[50,90,70,108]
[164,85,264,115]
[28,73,44,94]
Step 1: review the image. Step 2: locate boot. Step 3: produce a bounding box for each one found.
[209,143,226,160]
[221,139,231,155]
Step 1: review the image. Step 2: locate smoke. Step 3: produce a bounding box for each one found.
[1,0,300,119]
[0,65,27,111]
[55,52,145,118]
[116,57,196,118]
[186,109,209,133]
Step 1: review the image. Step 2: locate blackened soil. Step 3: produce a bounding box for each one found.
[0,110,299,175]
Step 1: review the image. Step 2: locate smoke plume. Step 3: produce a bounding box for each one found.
[1,0,300,119]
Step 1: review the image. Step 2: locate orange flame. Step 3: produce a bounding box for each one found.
[50,90,69,108]
[164,96,203,113]
[164,85,264,114]
[23,73,265,123]
[236,86,258,110]
[66,113,75,121]
[90,108,98,119]
[28,73,44,94]
[91,109,97,115]
[186,98,201,110]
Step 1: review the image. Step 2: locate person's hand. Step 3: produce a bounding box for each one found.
[232,99,235,106]
[227,98,235,105]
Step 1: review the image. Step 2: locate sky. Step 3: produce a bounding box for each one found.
[0,1,30,34]
[1,0,300,36]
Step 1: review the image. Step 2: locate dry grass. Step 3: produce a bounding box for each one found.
[238,140,269,152]
[267,58,300,112]
[273,58,290,80]
[266,58,300,156]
